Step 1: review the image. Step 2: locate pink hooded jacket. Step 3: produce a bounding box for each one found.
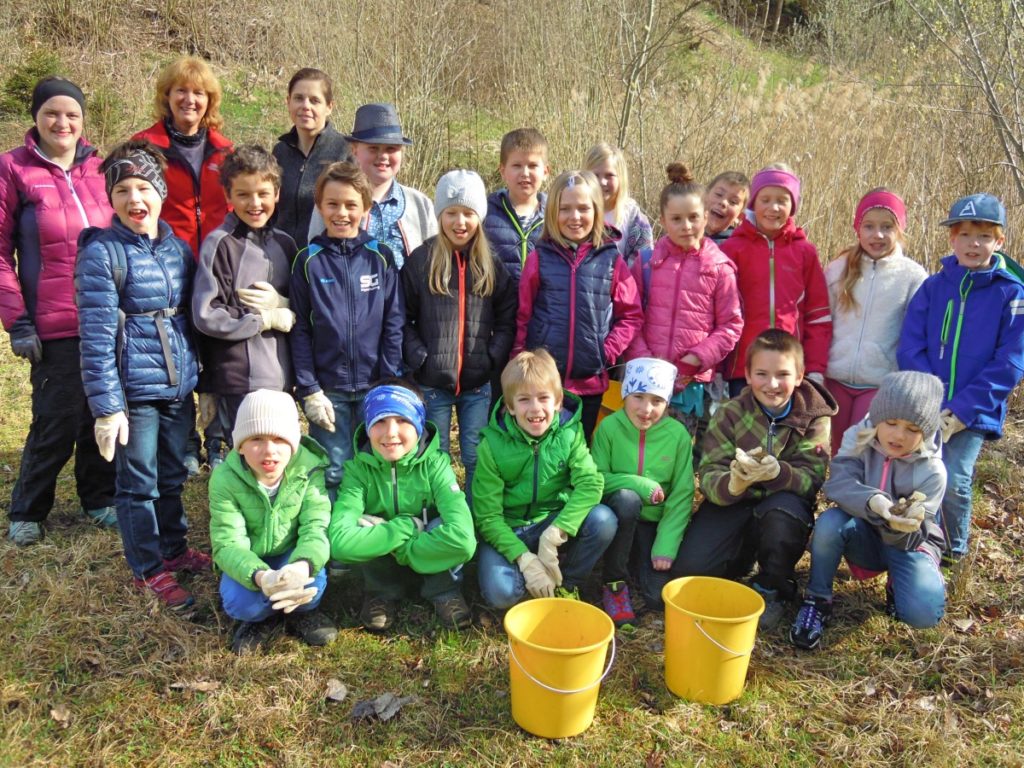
[627,235,743,385]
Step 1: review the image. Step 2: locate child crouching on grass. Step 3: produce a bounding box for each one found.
[591,357,694,628]
[790,371,947,650]
[209,389,336,655]
[328,381,477,632]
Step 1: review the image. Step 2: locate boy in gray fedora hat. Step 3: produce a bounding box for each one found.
[307,103,435,268]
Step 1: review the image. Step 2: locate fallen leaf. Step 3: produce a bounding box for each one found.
[863,680,877,696]
[50,704,71,728]
[325,679,348,703]
[170,680,220,693]
[351,692,417,722]
[980,605,1004,619]
[645,748,666,768]
[916,696,937,712]
[952,618,975,633]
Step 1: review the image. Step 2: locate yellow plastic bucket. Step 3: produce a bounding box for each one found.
[596,379,623,428]
[662,576,764,704]
[504,598,615,739]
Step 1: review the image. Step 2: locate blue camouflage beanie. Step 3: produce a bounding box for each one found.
[363,384,427,437]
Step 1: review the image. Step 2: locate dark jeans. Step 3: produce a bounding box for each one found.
[602,489,642,583]
[578,393,603,444]
[8,338,115,522]
[673,491,814,598]
[114,398,193,578]
[358,554,462,601]
[214,393,247,448]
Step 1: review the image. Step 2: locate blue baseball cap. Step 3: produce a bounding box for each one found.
[940,193,1006,227]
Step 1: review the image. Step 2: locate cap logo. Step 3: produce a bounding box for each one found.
[957,200,977,217]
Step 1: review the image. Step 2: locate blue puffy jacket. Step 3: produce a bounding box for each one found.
[76,218,199,417]
[483,189,546,283]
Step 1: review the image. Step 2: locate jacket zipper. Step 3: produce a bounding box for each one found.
[767,237,776,328]
[666,253,684,354]
[455,250,466,395]
[850,258,878,382]
[500,195,542,267]
[31,146,91,228]
[391,464,400,516]
[345,243,356,382]
[531,443,540,508]
[637,430,646,474]
[565,246,578,376]
[945,272,973,399]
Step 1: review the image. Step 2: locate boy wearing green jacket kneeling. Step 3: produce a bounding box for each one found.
[328,381,476,631]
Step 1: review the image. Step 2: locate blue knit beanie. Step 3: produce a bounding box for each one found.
[363,385,427,437]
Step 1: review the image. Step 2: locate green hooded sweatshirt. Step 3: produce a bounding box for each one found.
[471,392,604,563]
[209,436,331,589]
[590,409,695,560]
[328,423,476,573]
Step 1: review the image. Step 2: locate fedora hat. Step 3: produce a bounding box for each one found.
[345,102,413,146]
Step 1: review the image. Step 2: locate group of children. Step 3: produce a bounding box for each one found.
[62,92,1023,656]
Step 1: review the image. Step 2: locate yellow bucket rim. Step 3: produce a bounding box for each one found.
[504,597,615,656]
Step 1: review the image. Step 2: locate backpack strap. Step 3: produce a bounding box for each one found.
[639,246,654,310]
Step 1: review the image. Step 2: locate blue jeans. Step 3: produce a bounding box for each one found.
[307,389,366,490]
[806,507,945,628]
[477,506,617,609]
[422,383,490,495]
[940,428,985,557]
[219,551,328,622]
[114,398,192,579]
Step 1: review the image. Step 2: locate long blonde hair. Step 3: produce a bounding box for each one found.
[584,142,629,226]
[835,204,906,314]
[541,170,605,249]
[428,226,496,297]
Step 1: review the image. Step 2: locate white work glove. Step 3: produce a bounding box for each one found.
[237,281,289,311]
[94,411,129,462]
[939,409,966,443]
[358,514,387,527]
[259,307,296,333]
[517,552,556,598]
[887,512,924,534]
[728,460,754,496]
[197,392,219,430]
[303,392,336,432]
[886,492,927,533]
[537,526,567,585]
[744,453,781,483]
[262,562,318,613]
[867,494,894,520]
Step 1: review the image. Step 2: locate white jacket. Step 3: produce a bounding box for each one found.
[825,247,927,387]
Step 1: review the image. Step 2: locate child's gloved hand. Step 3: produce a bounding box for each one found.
[728,460,754,496]
[259,308,296,333]
[537,526,567,585]
[517,552,556,598]
[358,514,387,527]
[303,392,335,432]
[649,486,665,504]
[867,494,894,520]
[939,409,966,443]
[271,585,319,613]
[9,318,42,363]
[237,281,289,311]
[652,556,673,572]
[94,411,130,462]
[745,453,780,483]
[886,513,924,534]
[197,392,219,430]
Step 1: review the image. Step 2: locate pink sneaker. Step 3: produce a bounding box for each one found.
[163,548,212,573]
[601,581,637,629]
[134,571,194,610]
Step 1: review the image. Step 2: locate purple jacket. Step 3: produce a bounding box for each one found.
[0,129,112,340]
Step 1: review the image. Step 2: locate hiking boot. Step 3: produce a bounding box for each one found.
[183,453,201,479]
[554,586,580,601]
[231,616,281,655]
[752,582,786,631]
[286,609,338,646]
[359,595,397,633]
[83,505,118,528]
[432,591,472,629]
[601,581,637,629]
[789,596,831,650]
[940,551,963,571]
[885,578,897,618]
[163,548,212,573]
[133,571,194,611]
[8,521,42,547]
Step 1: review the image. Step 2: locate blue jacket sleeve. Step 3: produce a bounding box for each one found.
[75,237,125,417]
[897,280,932,373]
[289,251,320,396]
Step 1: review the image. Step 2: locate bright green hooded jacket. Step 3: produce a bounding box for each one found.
[328,423,476,573]
[590,409,695,560]
[209,436,331,589]
[471,392,604,563]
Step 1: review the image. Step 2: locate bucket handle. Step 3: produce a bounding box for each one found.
[694,619,755,658]
[508,635,616,695]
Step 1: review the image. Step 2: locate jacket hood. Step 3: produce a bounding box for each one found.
[351,420,441,467]
[488,389,583,441]
[737,377,838,431]
[854,415,943,461]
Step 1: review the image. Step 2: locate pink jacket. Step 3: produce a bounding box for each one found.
[627,235,743,385]
[0,130,113,340]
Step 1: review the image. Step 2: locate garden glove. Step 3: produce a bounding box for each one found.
[358,514,387,527]
[237,281,288,311]
[303,392,335,432]
[886,513,924,534]
[517,552,556,599]
[271,585,319,613]
[744,453,781,483]
[939,409,966,443]
[727,460,754,496]
[537,526,567,585]
[867,494,894,521]
[197,392,219,430]
[259,561,314,598]
[94,411,129,462]
[259,307,296,333]
[9,317,42,364]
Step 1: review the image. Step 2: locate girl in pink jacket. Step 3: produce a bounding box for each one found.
[627,163,743,440]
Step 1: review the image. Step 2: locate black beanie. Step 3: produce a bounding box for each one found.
[30,77,86,120]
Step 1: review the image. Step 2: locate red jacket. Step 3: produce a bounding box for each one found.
[720,216,831,379]
[132,121,233,259]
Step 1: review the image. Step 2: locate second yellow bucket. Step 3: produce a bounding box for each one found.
[662,576,764,705]
[504,598,615,739]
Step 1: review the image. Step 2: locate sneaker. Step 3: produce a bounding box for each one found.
[601,581,637,629]
[752,582,786,631]
[163,548,212,573]
[83,506,118,528]
[359,595,396,633]
[207,441,228,471]
[133,571,194,611]
[286,609,338,646]
[554,586,580,601]
[231,616,281,655]
[8,521,42,546]
[183,453,201,478]
[432,591,472,629]
[789,596,831,650]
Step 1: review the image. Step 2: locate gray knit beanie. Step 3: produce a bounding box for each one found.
[869,371,944,438]
[232,390,301,454]
[434,169,488,221]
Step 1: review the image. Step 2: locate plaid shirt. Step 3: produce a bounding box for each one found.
[698,380,837,507]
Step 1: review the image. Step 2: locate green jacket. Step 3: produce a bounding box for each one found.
[591,409,695,560]
[209,437,331,590]
[328,423,476,573]
[471,392,604,563]
[699,380,837,507]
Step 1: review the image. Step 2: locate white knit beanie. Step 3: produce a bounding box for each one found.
[434,169,488,220]
[622,357,678,402]
[232,390,301,453]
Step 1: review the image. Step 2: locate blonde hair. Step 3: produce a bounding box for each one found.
[542,170,605,249]
[583,142,629,225]
[154,56,224,132]
[501,349,563,407]
[428,225,496,297]
[836,196,906,313]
